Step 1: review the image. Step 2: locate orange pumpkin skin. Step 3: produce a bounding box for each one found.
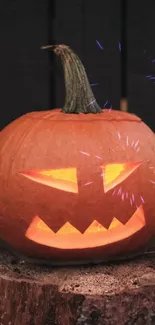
[0,108,155,264]
[0,45,155,265]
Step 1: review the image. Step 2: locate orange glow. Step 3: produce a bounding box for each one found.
[33,217,52,232]
[26,216,54,236]
[108,217,123,229]
[19,168,78,193]
[57,222,81,235]
[25,205,146,249]
[102,162,141,192]
[84,220,107,233]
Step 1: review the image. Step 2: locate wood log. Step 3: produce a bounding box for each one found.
[0,249,155,325]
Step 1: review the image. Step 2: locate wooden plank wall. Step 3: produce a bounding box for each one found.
[0,0,121,130]
[53,0,121,110]
[0,0,49,129]
[1,1,155,132]
[127,0,155,131]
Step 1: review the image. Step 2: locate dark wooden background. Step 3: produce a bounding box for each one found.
[0,0,155,131]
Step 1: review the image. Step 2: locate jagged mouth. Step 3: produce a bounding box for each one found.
[25,205,146,249]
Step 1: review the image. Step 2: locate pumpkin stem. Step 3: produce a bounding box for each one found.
[41,44,102,114]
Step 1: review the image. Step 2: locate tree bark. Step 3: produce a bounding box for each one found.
[0,249,155,325]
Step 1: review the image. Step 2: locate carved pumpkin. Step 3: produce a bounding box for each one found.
[0,44,155,265]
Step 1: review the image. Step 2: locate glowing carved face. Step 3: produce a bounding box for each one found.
[20,161,146,250]
[25,205,145,249]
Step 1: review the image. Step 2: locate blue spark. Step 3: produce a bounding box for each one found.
[84,181,93,186]
[134,140,139,148]
[108,104,112,111]
[140,196,145,203]
[90,83,99,87]
[104,100,108,107]
[152,59,155,63]
[95,155,102,160]
[117,187,122,195]
[150,180,155,184]
[145,75,155,81]
[121,193,124,201]
[119,42,121,51]
[80,151,90,156]
[88,99,96,106]
[96,40,104,50]
[117,132,121,139]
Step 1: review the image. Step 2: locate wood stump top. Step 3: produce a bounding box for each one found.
[1,250,155,295]
[1,249,155,324]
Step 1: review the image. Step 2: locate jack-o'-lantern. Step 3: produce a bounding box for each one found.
[0,44,155,265]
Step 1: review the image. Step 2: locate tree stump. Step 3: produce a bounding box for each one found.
[1,249,155,325]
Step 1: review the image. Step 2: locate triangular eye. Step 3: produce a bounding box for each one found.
[101,162,141,193]
[19,168,78,193]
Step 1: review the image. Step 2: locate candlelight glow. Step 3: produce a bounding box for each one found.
[25,205,146,249]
